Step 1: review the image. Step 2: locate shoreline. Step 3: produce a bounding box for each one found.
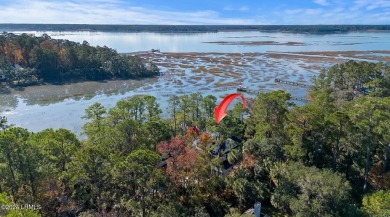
[1,49,386,134]
[0,75,158,93]
[2,50,389,94]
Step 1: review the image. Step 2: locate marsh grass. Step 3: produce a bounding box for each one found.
[215,81,241,87]
[205,77,215,83]
[174,80,183,85]
[193,66,208,73]
[179,64,195,69]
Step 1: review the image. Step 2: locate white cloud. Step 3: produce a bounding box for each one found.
[353,0,390,10]
[223,6,249,12]
[0,0,388,25]
[280,5,389,24]
[333,8,344,13]
[284,8,323,17]
[305,9,323,15]
[0,0,262,25]
[314,0,329,6]
[239,6,249,12]
[285,9,304,15]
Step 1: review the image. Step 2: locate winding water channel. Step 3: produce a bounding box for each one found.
[1,31,389,135]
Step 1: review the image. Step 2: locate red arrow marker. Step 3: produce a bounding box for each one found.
[214,93,246,124]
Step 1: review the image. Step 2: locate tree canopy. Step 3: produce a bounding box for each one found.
[1,60,390,216]
[0,33,159,86]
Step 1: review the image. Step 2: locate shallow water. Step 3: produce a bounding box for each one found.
[9,31,390,53]
[1,31,389,135]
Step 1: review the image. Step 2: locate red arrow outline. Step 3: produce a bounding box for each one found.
[214,93,246,123]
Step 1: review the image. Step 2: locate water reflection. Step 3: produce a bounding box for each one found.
[1,78,158,107]
[8,31,390,53]
[0,94,18,112]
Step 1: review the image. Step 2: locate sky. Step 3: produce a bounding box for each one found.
[0,0,389,25]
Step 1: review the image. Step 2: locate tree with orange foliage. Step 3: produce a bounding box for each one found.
[241,152,257,170]
[199,132,213,148]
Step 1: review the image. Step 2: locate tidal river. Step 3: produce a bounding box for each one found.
[1,31,389,135]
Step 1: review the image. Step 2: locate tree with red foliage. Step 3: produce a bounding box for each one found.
[157,136,224,210]
[185,126,200,144]
[157,137,198,184]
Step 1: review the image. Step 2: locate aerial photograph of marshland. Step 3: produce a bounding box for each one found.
[0,0,390,216]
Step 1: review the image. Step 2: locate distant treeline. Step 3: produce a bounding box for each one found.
[0,32,159,86]
[1,24,390,33]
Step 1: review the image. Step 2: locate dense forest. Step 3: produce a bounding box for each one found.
[0,60,390,216]
[0,33,159,86]
[1,24,390,34]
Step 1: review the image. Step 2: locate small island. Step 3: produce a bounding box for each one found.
[0,32,159,88]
